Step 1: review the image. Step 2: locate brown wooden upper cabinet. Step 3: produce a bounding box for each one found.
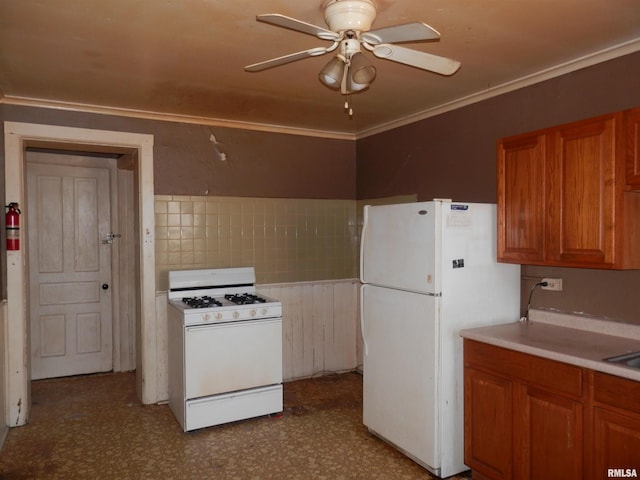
[497,108,640,269]
[627,107,640,188]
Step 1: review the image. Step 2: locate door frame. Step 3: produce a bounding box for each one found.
[4,122,157,427]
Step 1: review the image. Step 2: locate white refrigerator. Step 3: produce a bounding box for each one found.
[360,200,520,478]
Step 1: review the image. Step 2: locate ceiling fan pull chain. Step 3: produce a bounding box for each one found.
[344,95,354,117]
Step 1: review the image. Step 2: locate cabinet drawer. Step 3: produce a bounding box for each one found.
[593,371,640,416]
[464,340,584,398]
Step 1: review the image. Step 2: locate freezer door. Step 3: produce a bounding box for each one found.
[361,284,439,473]
[360,202,438,294]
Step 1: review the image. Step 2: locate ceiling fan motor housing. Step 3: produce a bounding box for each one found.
[324,0,377,32]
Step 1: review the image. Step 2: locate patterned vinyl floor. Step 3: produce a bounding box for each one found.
[0,371,472,480]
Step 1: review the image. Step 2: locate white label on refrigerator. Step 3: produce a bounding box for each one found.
[446,211,471,228]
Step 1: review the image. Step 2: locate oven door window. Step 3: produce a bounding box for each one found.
[184,318,282,399]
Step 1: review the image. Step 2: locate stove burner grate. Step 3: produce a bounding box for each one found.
[225,293,267,305]
[182,296,223,309]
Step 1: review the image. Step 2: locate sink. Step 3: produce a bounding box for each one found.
[604,351,640,369]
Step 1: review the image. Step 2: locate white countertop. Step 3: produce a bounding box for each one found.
[459,309,640,382]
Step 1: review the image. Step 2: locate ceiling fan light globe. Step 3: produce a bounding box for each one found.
[319,57,345,89]
[352,65,376,84]
[346,74,370,93]
[320,73,341,89]
[350,52,376,84]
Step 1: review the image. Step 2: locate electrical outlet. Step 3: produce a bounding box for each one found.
[541,278,563,291]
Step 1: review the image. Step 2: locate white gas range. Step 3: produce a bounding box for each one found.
[167,267,283,432]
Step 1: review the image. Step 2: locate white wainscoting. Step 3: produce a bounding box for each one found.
[155,279,360,403]
[258,279,360,381]
[0,301,7,445]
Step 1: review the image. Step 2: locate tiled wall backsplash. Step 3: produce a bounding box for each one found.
[155,195,359,290]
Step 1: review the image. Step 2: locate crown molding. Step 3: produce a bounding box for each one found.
[0,96,357,141]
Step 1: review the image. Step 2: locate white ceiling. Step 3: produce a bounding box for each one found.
[1,0,640,138]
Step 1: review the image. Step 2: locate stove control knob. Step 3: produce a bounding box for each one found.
[214,312,223,321]
[202,313,210,322]
[250,308,257,317]
[232,311,240,319]
[261,308,268,316]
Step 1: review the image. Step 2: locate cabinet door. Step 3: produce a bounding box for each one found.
[497,133,546,263]
[516,386,584,480]
[593,408,640,478]
[464,367,513,480]
[546,115,618,266]
[626,107,640,188]
[592,371,640,477]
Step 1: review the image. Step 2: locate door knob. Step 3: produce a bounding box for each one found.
[102,284,109,290]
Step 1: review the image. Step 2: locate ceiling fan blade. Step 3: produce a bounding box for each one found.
[257,14,340,41]
[372,44,461,76]
[361,22,441,45]
[245,47,329,72]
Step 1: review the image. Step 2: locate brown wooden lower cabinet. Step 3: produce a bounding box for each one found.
[515,385,583,479]
[592,372,640,478]
[464,339,640,480]
[464,367,513,479]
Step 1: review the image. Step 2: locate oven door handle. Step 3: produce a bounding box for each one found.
[185,317,281,332]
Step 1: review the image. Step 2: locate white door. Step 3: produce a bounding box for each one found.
[360,202,439,294]
[27,162,113,380]
[361,283,439,471]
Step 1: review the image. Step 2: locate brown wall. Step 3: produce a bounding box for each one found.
[356,50,640,325]
[0,105,356,199]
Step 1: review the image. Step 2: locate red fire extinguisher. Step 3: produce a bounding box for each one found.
[6,202,21,251]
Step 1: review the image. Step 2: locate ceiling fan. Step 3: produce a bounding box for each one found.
[245,0,461,112]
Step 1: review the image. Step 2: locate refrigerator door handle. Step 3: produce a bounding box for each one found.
[359,206,369,282]
[360,284,368,356]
